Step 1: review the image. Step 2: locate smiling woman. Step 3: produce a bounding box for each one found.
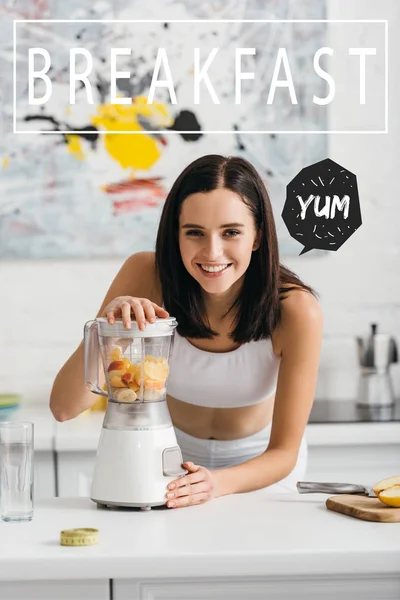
[50,153,323,510]
[178,188,260,297]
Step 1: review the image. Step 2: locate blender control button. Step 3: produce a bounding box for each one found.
[162,446,185,476]
[60,528,99,546]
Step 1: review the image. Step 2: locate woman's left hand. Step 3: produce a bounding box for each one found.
[165,462,217,508]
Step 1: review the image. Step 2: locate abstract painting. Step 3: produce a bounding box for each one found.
[0,0,327,258]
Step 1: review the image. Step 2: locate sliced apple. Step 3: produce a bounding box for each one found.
[121,372,135,385]
[373,476,400,508]
[373,476,400,495]
[107,369,125,380]
[377,486,400,508]
[109,375,127,388]
[107,360,127,373]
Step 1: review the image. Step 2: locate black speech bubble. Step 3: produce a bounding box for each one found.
[282,158,362,255]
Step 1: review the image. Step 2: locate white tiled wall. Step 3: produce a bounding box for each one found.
[1,0,399,403]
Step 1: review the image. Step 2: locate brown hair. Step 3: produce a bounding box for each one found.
[155,154,317,343]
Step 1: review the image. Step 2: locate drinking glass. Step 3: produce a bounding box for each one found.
[0,422,34,522]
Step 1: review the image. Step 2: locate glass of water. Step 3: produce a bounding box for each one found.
[0,422,34,522]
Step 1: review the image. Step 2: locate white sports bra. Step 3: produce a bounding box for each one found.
[166,330,281,408]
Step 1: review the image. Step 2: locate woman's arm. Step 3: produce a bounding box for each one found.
[214,289,323,496]
[49,251,158,422]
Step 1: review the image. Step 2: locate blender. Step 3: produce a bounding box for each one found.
[84,316,187,510]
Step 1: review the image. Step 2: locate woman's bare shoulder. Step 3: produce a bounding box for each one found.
[280,287,322,323]
[273,287,322,355]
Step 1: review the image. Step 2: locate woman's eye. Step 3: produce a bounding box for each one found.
[185,230,202,236]
[185,229,241,238]
[224,230,240,237]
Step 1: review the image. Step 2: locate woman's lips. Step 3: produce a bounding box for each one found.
[196,264,232,278]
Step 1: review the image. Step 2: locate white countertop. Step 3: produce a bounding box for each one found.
[0,493,399,582]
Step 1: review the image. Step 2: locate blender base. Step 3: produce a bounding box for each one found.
[92,497,167,511]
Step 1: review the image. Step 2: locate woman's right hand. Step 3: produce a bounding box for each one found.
[102,296,169,330]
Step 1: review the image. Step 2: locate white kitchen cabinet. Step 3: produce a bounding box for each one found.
[113,575,400,600]
[54,439,400,497]
[56,451,96,497]
[0,579,109,600]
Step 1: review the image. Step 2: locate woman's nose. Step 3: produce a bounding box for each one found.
[202,235,224,260]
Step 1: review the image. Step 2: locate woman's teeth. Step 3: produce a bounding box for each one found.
[199,264,230,273]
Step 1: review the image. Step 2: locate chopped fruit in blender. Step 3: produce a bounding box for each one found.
[143,388,166,401]
[110,347,122,361]
[109,375,127,388]
[128,381,140,392]
[145,355,168,363]
[107,360,127,373]
[122,358,132,370]
[143,358,169,380]
[144,379,166,390]
[134,367,143,387]
[107,369,125,380]
[121,372,135,385]
[113,388,138,402]
[373,476,400,507]
[127,363,136,374]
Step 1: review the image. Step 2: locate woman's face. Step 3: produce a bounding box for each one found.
[178,187,260,296]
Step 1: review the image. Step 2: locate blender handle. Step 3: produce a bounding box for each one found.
[84,320,108,397]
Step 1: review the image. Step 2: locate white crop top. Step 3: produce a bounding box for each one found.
[166,330,281,408]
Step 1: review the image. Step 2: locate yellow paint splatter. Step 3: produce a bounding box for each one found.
[65,134,85,160]
[91,96,172,171]
[2,156,10,168]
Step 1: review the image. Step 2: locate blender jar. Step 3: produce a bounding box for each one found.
[84,317,177,404]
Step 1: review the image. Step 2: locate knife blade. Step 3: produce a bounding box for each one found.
[296,481,376,497]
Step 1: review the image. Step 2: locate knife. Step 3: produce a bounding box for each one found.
[296,481,377,497]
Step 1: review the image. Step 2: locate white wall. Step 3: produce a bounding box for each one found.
[0,0,399,403]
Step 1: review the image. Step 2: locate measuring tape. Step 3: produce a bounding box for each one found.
[60,528,99,546]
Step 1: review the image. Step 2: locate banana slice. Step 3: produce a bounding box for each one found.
[114,388,137,403]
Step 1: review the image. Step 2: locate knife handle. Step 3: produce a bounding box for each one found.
[297,481,366,494]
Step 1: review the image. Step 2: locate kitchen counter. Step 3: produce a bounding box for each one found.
[0,493,399,581]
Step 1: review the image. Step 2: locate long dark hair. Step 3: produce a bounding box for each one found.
[155,154,316,343]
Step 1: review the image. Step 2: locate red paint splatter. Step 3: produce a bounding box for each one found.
[103,177,165,196]
[103,177,167,215]
[112,197,163,215]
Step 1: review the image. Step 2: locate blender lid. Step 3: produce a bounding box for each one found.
[96,316,177,337]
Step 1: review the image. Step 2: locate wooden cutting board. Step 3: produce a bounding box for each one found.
[326,495,400,522]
